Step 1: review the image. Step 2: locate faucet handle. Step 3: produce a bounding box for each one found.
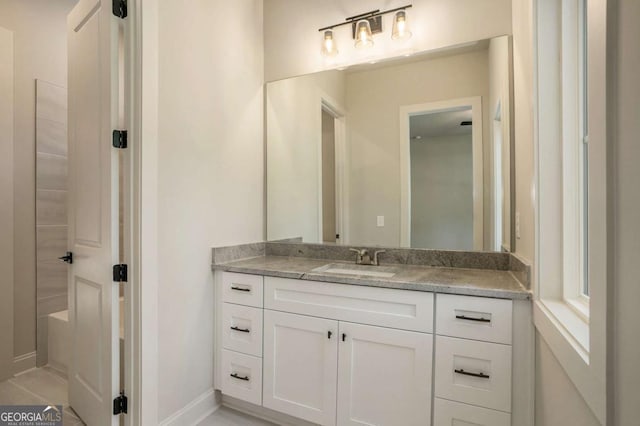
[349,248,367,264]
[373,250,386,265]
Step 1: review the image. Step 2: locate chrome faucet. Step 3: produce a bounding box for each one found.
[349,248,386,266]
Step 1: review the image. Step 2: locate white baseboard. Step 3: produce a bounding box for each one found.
[159,388,220,426]
[13,352,36,375]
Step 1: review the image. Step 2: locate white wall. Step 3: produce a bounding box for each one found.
[264,0,512,81]
[0,25,14,381]
[346,50,490,247]
[267,71,346,242]
[0,0,78,361]
[410,134,473,250]
[154,0,265,421]
[611,0,640,423]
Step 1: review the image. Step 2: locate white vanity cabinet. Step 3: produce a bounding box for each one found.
[215,271,531,426]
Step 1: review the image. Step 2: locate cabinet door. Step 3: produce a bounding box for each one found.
[263,310,338,425]
[337,323,432,426]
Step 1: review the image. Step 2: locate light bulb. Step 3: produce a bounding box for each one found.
[321,30,338,57]
[354,20,374,49]
[392,10,412,41]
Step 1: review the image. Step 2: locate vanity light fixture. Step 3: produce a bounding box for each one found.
[318,4,413,55]
[391,10,412,40]
[355,20,374,49]
[321,30,339,57]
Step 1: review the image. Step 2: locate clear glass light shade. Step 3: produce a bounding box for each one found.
[392,10,412,40]
[321,30,338,57]
[354,20,374,49]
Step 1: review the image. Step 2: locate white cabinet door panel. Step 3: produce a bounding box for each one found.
[435,336,512,412]
[436,294,512,344]
[265,276,433,332]
[263,310,338,425]
[222,272,264,307]
[221,349,262,406]
[337,322,432,426]
[434,398,511,426]
[222,303,263,357]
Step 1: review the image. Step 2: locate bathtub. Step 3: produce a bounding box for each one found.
[48,297,125,375]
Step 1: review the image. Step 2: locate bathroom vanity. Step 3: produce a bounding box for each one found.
[212,242,533,426]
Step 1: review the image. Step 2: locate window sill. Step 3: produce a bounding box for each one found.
[535,298,589,361]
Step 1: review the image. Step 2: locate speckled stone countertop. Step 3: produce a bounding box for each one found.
[212,253,531,300]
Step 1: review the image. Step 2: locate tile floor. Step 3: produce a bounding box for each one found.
[0,367,84,425]
[198,406,277,426]
[0,369,275,426]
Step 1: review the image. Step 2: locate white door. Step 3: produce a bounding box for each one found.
[337,323,433,426]
[263,310,338,425]
[67,0,121,424]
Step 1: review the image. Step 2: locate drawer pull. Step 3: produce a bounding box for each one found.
[455,315,491,323]
[454,368,490,379]
[230,286,251,292]
[230,373,250,381]
[230,326,250,333]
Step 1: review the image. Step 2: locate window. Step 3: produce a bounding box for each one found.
[561,0,589,319]
[534,0,607,421]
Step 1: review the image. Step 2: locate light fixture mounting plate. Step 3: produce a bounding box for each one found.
[351,15,383,39]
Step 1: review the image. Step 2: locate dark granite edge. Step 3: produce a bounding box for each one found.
[265,241,511,271]
[211,262,532,300]
[509,253,532,289]
[211,242,265,265]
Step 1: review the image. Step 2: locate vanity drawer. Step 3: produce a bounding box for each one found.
[222,272,264,308]
[220,349,262,406]
[436,294,512,344]
[222,303,263,357]
[434,398,511,426]
[435,336,512,412]
[264,276,433,333]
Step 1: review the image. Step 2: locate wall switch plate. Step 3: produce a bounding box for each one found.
[377,216,385,227]
[515,212,521,239]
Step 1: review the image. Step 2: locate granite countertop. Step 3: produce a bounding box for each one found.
[212,255,531,300]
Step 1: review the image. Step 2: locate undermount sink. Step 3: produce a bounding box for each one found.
[312,263,398,278]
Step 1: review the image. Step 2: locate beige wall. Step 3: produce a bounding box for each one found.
[346,50,490,247]
[264,0,512,81]
[156,0,265,421]
[611,0,640,423]
[535,336,600,426]
[267,71,346,242]
[0,25,14,381]
[0,0,78,360]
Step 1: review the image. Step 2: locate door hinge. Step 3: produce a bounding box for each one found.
[113,264,128,282]
[113,391,128,415]
[112,130,128,149]
[112,0,128,19]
